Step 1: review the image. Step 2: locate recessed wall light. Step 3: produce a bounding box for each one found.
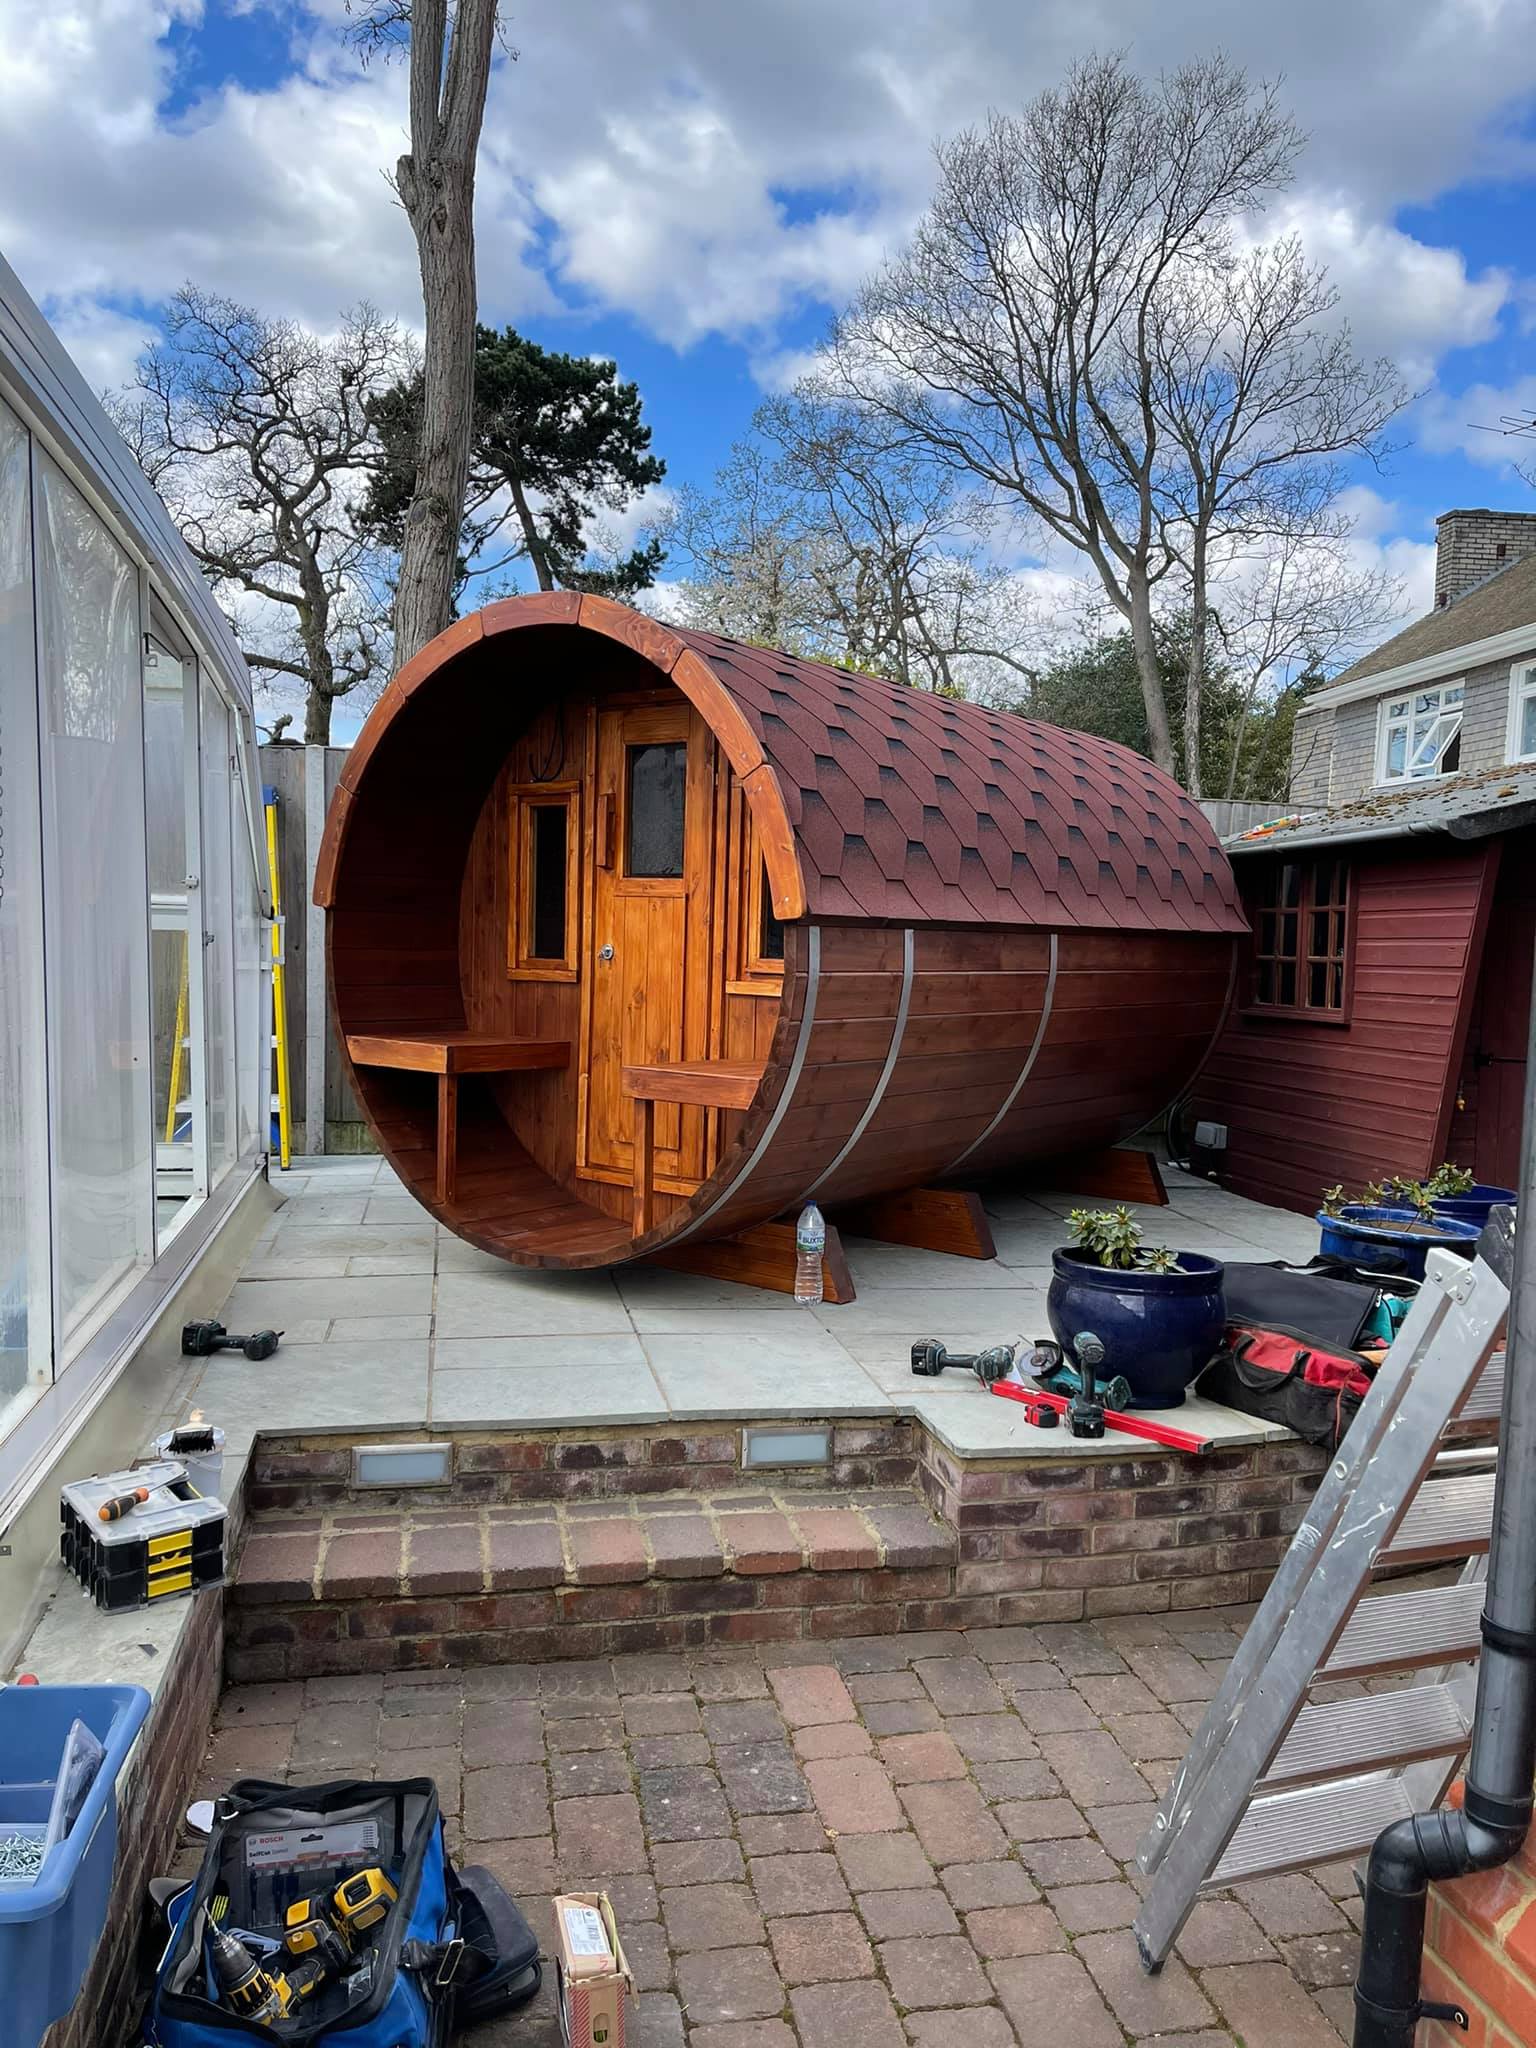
[350,1442,452,1489]
[741,1426,832,1469]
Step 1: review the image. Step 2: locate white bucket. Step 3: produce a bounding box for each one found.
[153,1426,226,1502]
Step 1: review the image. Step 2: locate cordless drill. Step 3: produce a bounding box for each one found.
[208,1928,297,2022]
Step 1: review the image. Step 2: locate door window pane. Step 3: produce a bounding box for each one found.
[625,742,687,877]
[0,399,50,1427]
[144,639,198,1234]
[35,454,153,1338]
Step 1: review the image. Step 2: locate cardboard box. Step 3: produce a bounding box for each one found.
[554,1891,634,2048]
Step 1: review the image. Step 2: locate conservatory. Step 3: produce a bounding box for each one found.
[0,251,269,1501]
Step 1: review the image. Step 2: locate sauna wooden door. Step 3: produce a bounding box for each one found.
[580,699,713,1188]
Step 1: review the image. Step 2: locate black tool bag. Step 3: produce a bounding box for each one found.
[1197,1324,1378,1451]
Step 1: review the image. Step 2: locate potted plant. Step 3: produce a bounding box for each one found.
[1046,1207,1226,1411]
[1420,1163,1517,1231]
[1317,1175,1481,1279]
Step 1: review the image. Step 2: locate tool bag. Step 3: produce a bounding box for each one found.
[144,1777,539,2047]
[1197,1323,1378,1450]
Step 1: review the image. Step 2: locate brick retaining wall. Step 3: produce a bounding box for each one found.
[1422,1783,1536,2048]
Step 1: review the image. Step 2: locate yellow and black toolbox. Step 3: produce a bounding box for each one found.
[60,1459,226,1609]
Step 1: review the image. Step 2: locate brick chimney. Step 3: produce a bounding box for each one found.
[1434,509,1536,608]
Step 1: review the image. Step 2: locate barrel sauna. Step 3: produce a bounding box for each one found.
[315,593,1246,1277]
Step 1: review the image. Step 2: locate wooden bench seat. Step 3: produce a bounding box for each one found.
[347,1032,571,1202]
[622,1060,765,1233]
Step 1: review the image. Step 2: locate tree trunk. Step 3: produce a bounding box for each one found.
[1127,577,1176,776]
[304,688,332,746]
[391,0,499,670]
[1184,562,1208,800]
[506,471,556,591]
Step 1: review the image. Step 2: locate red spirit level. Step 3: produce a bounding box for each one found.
[991,1377,1214,1455]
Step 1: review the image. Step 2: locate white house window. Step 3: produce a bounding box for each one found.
[1508,662,1536,765]
[1378,682,1464,784]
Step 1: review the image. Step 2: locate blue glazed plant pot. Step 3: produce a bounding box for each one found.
[1046,1249,1226,1411]
[1315,1204,1481,1280]
[1431,1184,1517,1231]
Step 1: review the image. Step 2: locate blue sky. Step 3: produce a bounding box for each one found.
[2,1,1535,735]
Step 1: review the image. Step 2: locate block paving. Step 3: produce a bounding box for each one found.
[207,1609,1368,2045]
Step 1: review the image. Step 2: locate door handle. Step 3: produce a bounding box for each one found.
[599,944,614,963]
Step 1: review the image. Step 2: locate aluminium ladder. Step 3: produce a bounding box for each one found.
[1133,1218,1515,1971]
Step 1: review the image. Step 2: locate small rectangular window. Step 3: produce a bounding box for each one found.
[759,881,786,963]
[625,741,687,877]
[508,785,578,981]
[1378,682,1463,784]
[1247,858,1351,1019]
[1509,662,1536,765]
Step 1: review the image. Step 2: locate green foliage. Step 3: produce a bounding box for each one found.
[1066,1206,1180,1272]
[1017,621,1300,799]
[363,326,665,599]
[1324,1164,1474,1217]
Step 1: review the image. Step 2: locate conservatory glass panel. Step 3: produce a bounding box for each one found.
[144,637,201,1237]
[232,723,266,1164]
[0,399,50,1432]
[200,677,237,1181]
[35,454,153,1341]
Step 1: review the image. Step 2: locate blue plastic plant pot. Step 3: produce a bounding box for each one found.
[1315,1204,1482,1281]
[1431,1184,1517,1230]
[1046,1250,1226,1410]
[0,1682,152,2048]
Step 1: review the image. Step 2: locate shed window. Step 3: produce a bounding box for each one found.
[508,786,578,981]
[1378,683,1463,783]
[1509,662,1536,764]
[759,879,786,964]
[1249,858,1351,1016]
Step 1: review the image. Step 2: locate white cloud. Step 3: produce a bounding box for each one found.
[1258,196,1510,380]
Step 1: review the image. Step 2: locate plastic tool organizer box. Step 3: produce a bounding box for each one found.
[59,1460,225,1610]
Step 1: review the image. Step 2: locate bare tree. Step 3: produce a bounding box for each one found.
[1212,524,1402,799]
[666,396,1033,697]
[825,51,1407,791]
[351,0,505,667]
[112,286,406,743]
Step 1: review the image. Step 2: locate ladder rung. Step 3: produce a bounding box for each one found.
[1214,1776,1417,1885]
[1452,1352,1504,1429]
[1321,1581,1484,1681]
[1262,1684,1472,1789]
[1377,1474,1495,1566]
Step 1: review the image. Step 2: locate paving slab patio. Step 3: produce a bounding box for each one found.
[208,1611,1360,2045]
[180,1155,1314,1460]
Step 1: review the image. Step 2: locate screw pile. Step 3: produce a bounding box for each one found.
[0,1832,46,1880]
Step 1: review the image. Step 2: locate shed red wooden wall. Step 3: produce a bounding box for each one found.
[1191,838,1501,1213]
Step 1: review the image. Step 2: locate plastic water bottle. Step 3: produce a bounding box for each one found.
[794,1203,826,1305]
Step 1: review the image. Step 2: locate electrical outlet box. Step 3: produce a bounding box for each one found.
[1193,1120,1228,1151]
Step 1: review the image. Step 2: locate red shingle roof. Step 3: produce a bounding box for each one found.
[673,627,1246,936]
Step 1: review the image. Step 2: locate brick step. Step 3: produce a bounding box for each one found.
[229,1488,960,1681]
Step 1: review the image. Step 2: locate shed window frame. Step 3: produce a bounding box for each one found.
[1242,856,1355,1024]
[1375,680,1464,786]
[1506,659,1536,766]
[725,786,786,995]
[507,781,580,983]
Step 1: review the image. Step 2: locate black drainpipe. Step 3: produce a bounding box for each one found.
[1353,968,1536,2046]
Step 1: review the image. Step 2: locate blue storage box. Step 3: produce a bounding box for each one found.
[0,1682,151,2048]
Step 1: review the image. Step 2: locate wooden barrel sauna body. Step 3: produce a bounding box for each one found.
[315,594,1247,1270]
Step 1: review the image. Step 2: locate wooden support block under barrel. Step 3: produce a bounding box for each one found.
[829,1186,997,1262]
[647,1218,857,1303]
[1039,1147,1169,1208]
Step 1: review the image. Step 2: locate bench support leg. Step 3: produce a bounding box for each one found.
[436,1072,458,1205]
[633,1096,655,1236]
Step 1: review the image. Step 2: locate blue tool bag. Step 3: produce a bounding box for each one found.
[144,1778,538,2047]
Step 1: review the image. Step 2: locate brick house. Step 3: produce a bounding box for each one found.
[1189,508,1536,1210]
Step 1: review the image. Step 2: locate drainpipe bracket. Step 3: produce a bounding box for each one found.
[1480,1613,1536,1659]
[1354,1991,1469,2036]
[1416,2001,1470,2031]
